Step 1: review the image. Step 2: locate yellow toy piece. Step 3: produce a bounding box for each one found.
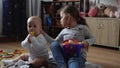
[0,54,2,61]
[0,57,2,61]
[30,31,35,35]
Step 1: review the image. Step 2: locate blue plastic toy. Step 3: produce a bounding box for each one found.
[62,40,83,59]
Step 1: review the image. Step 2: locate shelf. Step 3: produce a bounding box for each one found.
[41,1,80,38]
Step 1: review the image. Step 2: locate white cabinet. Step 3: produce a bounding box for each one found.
[85,17,120,48]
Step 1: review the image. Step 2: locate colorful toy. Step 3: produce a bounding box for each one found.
[62,39,83,59]
[0,54,2,61]
[14,49,26,54]
[104,5,117,17]
[88,6,98,17]
[0,49,26,60]
[114,10,120,18]
[2,53,14,58]
[96,3,106,17]
[0,49,3,52]
[1,50,14,58]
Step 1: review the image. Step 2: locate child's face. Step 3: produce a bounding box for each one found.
[60,12,71,28]
[27,19,42,36]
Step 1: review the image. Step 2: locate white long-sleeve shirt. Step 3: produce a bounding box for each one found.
[21,34,49,60]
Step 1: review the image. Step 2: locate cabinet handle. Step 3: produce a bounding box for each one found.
[97,23,104,29]
[100,23,104,29]
[97,24,101,29]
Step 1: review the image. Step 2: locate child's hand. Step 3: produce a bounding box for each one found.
[82,40,89,51]
[27,34,32,43]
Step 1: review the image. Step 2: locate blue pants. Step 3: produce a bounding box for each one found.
[50,41,86,68]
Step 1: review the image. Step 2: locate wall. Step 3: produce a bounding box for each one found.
[0,0,2,34]
[90,0,120,9]
[100,0,120,9]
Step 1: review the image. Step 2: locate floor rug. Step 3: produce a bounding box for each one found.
[49,51,103,68]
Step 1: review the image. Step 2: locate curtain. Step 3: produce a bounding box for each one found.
[26,0,41,17]
[26,0,53,17]
[0,0,2,34]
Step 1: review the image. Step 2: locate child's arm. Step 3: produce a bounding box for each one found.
[41,30,55,44]
[21,34,31,49]
[44,33,55,44]
[30,34,47,50]
[83,25,96,46]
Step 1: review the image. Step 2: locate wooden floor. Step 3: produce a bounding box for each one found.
[0,41,120,68]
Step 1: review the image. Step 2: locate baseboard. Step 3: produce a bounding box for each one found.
[92,44,119,50]
[0,36,18,43]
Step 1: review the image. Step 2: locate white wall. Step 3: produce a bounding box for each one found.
[100,0,120,8]
[90,0,120,9]
[0,0,2,34]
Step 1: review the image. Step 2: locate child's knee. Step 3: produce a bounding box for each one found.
[50,41,59,49]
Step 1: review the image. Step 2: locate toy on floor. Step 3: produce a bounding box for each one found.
[0,54,2,61]
[62,39,83,59]
[0,49,14,58]
[0,49,26,60]
[0,49,3,60]
[14,49,25,54]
